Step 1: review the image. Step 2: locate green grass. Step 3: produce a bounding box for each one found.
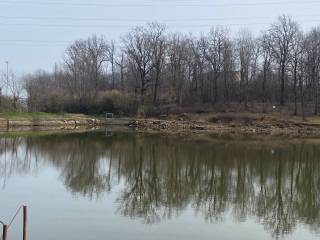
[0,112,92,120]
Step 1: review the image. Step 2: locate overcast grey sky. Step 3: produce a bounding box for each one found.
[0,0,320,75]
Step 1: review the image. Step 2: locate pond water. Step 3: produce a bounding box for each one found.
[0,130,320,240]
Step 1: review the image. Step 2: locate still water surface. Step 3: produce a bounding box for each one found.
[0,130,320,240]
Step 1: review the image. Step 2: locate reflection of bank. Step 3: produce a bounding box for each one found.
[0,136,40,189]
[1,132,320,238]
[105,128,114,137]
[0,137,7,187]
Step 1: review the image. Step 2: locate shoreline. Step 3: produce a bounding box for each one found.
[125,114,320,137]
[0,113,100,130]
[2,112,320,137]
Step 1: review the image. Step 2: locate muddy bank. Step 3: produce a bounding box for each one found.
[0,118,101,130]
[127,116,320,137]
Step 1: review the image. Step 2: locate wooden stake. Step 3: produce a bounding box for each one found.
[2,224,8,240]
[23,206,27,240]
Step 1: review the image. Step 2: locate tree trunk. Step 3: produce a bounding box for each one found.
[244,73,249,111]
[262,66,267,113]
[214,76,218,104]
[153,67,160,105]
[120,55,124,91]
[280,62,285,106]
[111,60,115,89]
[293,61,298,116]
[224,70,229,103]
[299,76,306,121]
[314,76,318,115]
[0,87,2,111]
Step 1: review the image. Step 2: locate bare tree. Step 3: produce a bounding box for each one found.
[289,30,304,115]
[190,36,206,103]
[222,37,235,103]
[149,23,166,105]
[167,33,189,106]
[116,53,126,91]
[259,31,273,112]
[236,29,257,110]
[304,27,320,115]
[109,41,116,89]
[203,27,228,103]
[0,72,4,110]
[268,15,300,106]
[64,35,109,107]
[8,72,23,110]
[123,25,155,115]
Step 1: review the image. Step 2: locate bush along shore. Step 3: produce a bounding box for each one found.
[126,113,320,137]
[0,112,100,130]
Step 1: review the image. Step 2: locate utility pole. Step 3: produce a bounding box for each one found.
[4,61,8,96]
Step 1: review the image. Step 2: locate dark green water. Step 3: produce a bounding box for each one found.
[0,130,320,240]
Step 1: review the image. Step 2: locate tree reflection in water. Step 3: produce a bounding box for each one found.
[1,131,320,238]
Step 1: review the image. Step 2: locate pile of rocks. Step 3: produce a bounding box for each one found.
[127,116,320,136]
[128,119,208,132]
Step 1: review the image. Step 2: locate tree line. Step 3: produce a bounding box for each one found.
[24,15,320,117]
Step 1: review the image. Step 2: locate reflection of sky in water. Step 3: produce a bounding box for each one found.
[0,169,273,240]
[0,132,320,240]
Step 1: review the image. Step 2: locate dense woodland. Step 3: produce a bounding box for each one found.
[14,15,320,117]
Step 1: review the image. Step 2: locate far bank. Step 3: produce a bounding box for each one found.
[3,111,320,137]
[0,112,100,130]
[123,112,320,137]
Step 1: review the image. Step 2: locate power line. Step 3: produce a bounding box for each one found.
[0,39,68,47]
[2,18,320,29]
[0,39,69,47]
[0,14,320,22]
[1,15,320,47]
[0,22,273,28]
[0,39,70,43]
[1,0,320,7]
[0,43,65,47]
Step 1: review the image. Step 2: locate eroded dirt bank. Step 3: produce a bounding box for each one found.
[126,113,320,137]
